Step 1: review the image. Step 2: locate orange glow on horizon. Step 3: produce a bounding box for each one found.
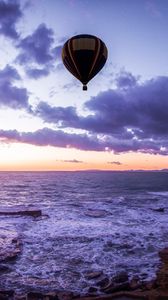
[0,142,167,171]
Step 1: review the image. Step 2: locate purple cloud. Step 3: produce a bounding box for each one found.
[16,23,55,66]
[0,127,167,155]
[0,0,22,39]
[35,102,79,125]
[0,64,20,81]
[84,76,168,138]
[116,71,138,89]
[0,65,29,109]
[52,45,63,61]
[16,23,61,78]
[26,67,50,79]
[108,161,122,165]
[34,73,168,155]
[60,159,83,163]
[0,128,106,151]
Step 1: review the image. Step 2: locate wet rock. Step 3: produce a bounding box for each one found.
[100,279,114,292]
[69,258,83,265]
[24,277,53,287]
[122,243,132,249]
[103,281,130,293]
[129,275,141,290]
[99,272,129,294]
[96,276,109,288]
[152,207,165,213]
[106,241,113,248]
[113,271,129,284]
[0,264,11,272]
[85,271,103,280]
[27,291,44,299]
[85,209,110,218]
[14,295,27,300]
[127,249,136,255]
[145,279,157,290]
[44,292,59,300]
[87,286,98,293]
[157,248,168,290]
[0,290,14,298]
[0,209,42,217]
[57,291,74,300]
[0,294,8,300]
[0,229,21,262]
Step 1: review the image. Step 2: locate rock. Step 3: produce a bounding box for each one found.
[96,277,109,288]
[85,271,103,280]
[112,271,129,284]
[44,292,59,300]
[104,281,130,293]
[105,241,113,248]
[85,209,109,218]
[0,229,21,263]
[100,275,130,293]
[100,279,114,292]
[0,264,11,272]
[0,293,8,300]
[159,248,168,262]
[141,273,148,279]
[157,248,168,290]
[27,291,44,299]
[152,207,165,213]
[57,291,74,300]
[87,286,98,293]
[129,275,141,290]
[0,290,14,297]
[14,295,27,300]
[145,279,157,290]
[0,209,42,217]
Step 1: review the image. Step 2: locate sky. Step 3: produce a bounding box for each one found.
[0,0,168,171]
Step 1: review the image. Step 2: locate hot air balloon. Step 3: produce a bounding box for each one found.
[62,34,108,90]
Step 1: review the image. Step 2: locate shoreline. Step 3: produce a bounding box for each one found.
[1,248,168,300]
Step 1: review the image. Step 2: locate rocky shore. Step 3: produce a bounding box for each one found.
[1,246,168,299]
[1,208,168,299]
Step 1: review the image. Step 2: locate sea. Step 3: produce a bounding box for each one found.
[0,171,168,294]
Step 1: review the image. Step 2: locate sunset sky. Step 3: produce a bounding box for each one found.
[0,0,168,171]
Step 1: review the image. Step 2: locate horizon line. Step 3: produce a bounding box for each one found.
[0,169,167,172]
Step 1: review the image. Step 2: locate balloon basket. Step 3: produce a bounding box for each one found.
[83,85,87,91]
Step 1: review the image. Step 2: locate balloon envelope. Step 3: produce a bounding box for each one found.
[62,34,108,90]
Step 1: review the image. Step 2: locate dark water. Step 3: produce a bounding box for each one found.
[0,171,168,293]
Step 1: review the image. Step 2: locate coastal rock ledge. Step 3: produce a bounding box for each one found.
[0,229,21,263]
[0,209,42,218]
[1,248,168,299]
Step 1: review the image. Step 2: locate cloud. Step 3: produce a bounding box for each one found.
[59,159,83,163]
[34,73,168,155]
[0,65,29,109]
[26,67,50,79]
[0,128,106,151]
[107,161,122,165]
[116,71,138,89]
[84,75,168,139]
[17,23,54,65]
[25,45,63,79]
[35,101,79,125]
[0,0,22,39]
[52,45,63,61]
[0,64,20,81]
[16,23,63,78]
[0,125,167,155]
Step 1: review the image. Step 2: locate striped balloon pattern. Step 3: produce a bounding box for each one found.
[62,34,108,90]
